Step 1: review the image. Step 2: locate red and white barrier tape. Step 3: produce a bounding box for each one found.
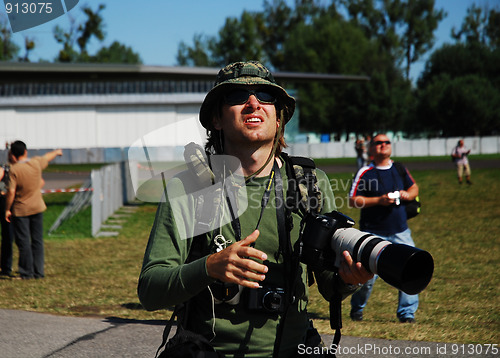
[41,188,93,194]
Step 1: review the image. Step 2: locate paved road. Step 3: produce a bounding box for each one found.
[1,309,498,358]
[42,171,90,191]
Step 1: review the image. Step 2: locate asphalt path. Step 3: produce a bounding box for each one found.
[42,171,90,191]
[3,308,498,358]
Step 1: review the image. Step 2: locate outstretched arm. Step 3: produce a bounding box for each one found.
[43,149,63,163]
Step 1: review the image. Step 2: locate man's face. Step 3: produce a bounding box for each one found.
[213,85,278,152]
[370,135,392,159]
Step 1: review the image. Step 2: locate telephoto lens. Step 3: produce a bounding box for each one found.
[300,211,434,295]
[331,227,434,295]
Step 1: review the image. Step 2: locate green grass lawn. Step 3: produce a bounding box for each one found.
[0,166,498,344]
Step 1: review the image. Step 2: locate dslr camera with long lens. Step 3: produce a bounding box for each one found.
[300,211,434,295]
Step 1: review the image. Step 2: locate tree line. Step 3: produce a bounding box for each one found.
[1,1,499,138]
[0,4,140,64]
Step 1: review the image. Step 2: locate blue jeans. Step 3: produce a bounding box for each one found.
[350,228,419,319]
[356,156,365,170]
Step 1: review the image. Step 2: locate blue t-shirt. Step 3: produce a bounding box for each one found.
[349,162,415,236]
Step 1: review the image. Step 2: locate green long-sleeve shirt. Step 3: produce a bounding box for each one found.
[138,158,355,357]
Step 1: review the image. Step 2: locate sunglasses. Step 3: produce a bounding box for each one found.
[374,140,391,146]
[223,89,277,106]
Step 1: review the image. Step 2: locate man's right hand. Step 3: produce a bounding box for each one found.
[379,194,396,206]
[5,209,12,223]
[206,230,268,289]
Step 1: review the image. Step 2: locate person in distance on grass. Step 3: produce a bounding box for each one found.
[5,141,62,280]
[348,133,420,323]
[451,139,472,185]
[138,61,373,357]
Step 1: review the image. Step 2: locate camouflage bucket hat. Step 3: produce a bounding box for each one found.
[199,61,296,129]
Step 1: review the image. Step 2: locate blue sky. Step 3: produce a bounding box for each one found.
[2,0,488,82]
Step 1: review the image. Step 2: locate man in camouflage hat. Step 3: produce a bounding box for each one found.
[138,61,371,357]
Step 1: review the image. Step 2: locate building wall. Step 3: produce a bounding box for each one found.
[0,93,206,150]
[1,94,498,164]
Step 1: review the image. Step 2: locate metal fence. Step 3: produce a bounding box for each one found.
[90,162,136,237]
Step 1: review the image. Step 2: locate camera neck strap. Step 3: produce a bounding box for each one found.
[226,160,288,242]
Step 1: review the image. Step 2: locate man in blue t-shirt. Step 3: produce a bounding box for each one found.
[349,133,420,323]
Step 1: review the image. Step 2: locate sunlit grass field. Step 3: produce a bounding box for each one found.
[0,163,498,344]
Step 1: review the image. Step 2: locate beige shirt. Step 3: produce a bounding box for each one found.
[9,156,48,217]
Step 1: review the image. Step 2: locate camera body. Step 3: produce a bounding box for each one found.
[387,191,401,205]
[247,286,286,313]
[210,281,286,313]
[299,211,355,272]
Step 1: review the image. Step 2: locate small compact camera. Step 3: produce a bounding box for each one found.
[387,191,401,205]
[247,286,286,313]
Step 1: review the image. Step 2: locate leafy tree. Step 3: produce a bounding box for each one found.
[177,34,217,67]
[416,73,500,136]
[93,41,141,64]
[54,4,140,64]
[77,4,106,56]
[175,0,325,69]
[452,4,500,49]
[19,37,35,62]
[54,15,79,62]
[399,0,445,79]
[283,7,413,136]
[174,0,440,137]
[176,11,264,67]
[418,42,497,87]
[210,11,265,66]
[0,16,20,61]
[415,2,500,137]
[54,5,105,62]
[339,0,445,79]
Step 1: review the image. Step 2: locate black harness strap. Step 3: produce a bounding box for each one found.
[272,161,295,358]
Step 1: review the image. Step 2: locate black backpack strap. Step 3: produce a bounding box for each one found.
[393,161,406,178]
[155,304,185,358]
[393,162,421,219]
[281,153,322,216]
